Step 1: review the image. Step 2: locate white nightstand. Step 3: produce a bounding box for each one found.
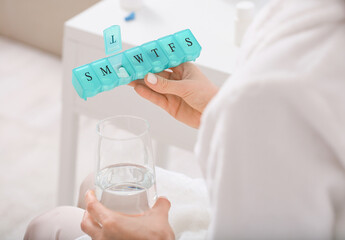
[59,0,236,205]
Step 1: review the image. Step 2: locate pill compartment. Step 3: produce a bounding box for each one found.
[72,29,202,100]
[72,64,102,100]
[174,29,201,61]
[141,41,169,73]
[103,25,122,56]
[108,53,136,85]
[91,59,119,91]
[124,47,152,79]
[157,35,185,68]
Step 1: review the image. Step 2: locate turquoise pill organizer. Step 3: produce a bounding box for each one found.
[72,29,202,100]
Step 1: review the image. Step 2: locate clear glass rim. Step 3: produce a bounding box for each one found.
[96,115,150,141]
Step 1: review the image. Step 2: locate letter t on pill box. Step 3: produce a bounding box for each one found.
[103,25,122,56]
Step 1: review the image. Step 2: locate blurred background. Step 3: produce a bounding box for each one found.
[0,0,100,56]
[0,0,266,238]
[1,0,99,238]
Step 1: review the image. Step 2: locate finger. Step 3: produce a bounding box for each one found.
[85,190,111,224]
[134,84,169,110]
[170,63,185,76]
[81,211,101,239]
[144,73,186,97]
[155,70,172,80]
[155,70,183,81]
[152,197,171,215]
[147,69,184,83]
[130,68,176,88]
[128,79,144,87]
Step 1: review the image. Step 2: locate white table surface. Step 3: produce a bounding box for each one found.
[65,0,237,75]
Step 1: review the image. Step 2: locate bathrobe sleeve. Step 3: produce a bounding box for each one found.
[196,80,345,239]
[195,0,345,239]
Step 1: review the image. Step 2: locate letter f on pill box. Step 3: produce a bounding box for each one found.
[104,25,122,56]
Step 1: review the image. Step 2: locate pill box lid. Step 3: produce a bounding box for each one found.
[103,25,122,56]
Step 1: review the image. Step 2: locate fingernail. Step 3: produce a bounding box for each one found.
[147,73,157,85]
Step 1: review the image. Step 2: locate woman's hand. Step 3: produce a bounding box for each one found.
[81,191,175,240]
[129,62,219,128]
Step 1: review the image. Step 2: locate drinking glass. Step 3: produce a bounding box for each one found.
[95,116,157,214]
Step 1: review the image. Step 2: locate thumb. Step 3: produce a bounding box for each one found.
[145,73,185,96]
[152,197,171,215]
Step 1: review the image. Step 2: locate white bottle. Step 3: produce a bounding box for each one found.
[234,1,256,47]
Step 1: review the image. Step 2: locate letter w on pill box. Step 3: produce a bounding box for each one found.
[72,26,202,100]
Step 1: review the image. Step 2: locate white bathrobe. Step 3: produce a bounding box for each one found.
[196,0,345,239]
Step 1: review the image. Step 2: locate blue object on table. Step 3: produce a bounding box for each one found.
[72,29,202,100]
[103,25,122,56]
[125,12,136,22]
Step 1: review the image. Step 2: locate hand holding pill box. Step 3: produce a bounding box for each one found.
[72,26,202,100]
